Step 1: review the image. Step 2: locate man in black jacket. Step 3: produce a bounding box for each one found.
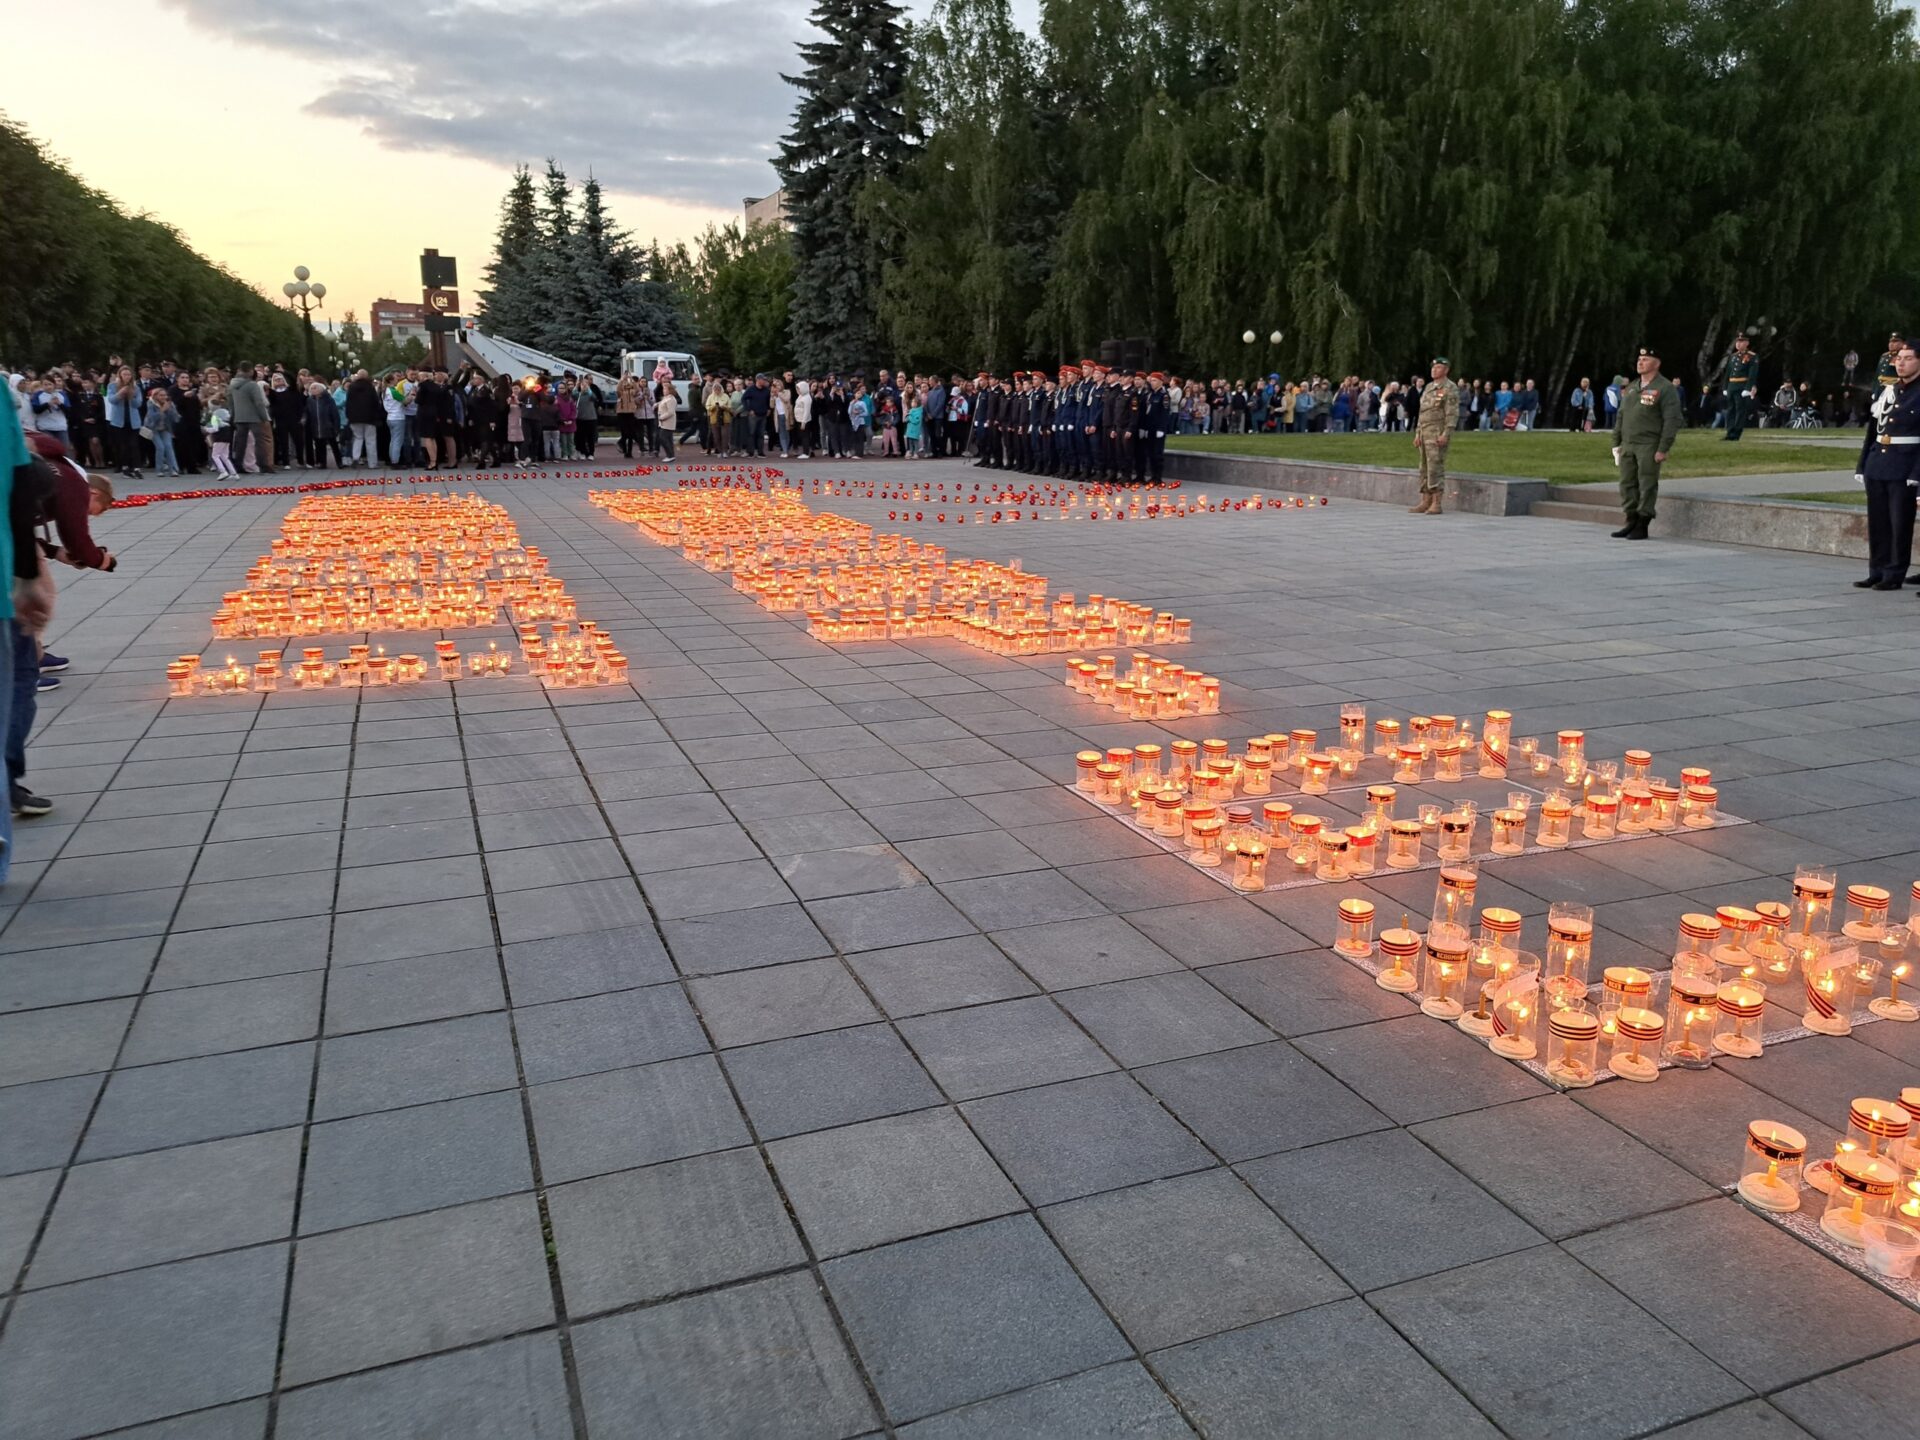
[345,370,380,467]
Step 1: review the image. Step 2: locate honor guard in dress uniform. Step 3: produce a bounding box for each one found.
[1102,370,1130,482]
[1134,372,1168,483]
[1853,338,1920,590]
[1409,356,1459,514]
[1119,372,1145,483]
[1877,333,1903,391]
[1034,373,1057,474]
[1610,347,1682,539]
[971,372,995,466]
[1721,333,1760,441]
[1055,366,1079,476]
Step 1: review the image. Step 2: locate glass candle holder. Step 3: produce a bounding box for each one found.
[1711,906,1762,977]
[1287,729,1317,771]
[1340,703,1368,754]
[1582,793,1618,840]
[1870,924,1916,1021]
[1260,800,1294,836]
[1514,733,1539,770]
[1373,717,1400,758]
[166,661,196,696]
[1801,945,1859,1037]
[1433,742,1464,784]
[1301,753,1335,795]
[1437,810,1475,862]
[1679,764,1712,791]
[1861,1219,1920,1280]
[1545,1007,1601,1088]
[1622,748,1652,785]
[1843,884,1891,944]
[1648,780,1681,831]
[1544,903,1594,1008]
[1132,743,1164,783]
[1847,1097,1912,1161]
[1095,762,1127,807]
[1363,785,1397,834]
[1600,966,1654,1026]
[1182,802,1217,849]
[1747,904,1796,988]
[1335,897,1377,959]
[1712,977,1767,1059]
[1246,736,1274,767]
[1822,1154,1901,1249]
[1557,729,1586,782]
[1393,744,1424,784]
[1463,911,1523,1038]
[1681,784,1718,828]
[1133,783,1168,830]
[1200,737,1232,776]
[1232,838,1269,892]
[1287,814,1322,869]
[1315,830,1349,882]
[1191,816,1226,868]
[1607,1006,1664,1083]
[1408,716,1432,755]
[1792,866,1837,936]
[1197,677,1220,714]
[1489,965,1542,1059]
[1344,826,1377,876]
[1491,807,1527,856]
[1417,803,1443,839]
[1385,819,1424,870]
[1377,925,1422,993]
[1479,710,1512,779]
[1429,864,1479,947]
[1537,797,1573,848]
[251,662,278,692]
[1739,1122,1809,1213]
[1618,787,1654,834]
[1664,975,1719,1069]
[1154,790,1186,838]
[1168,740,1198,790]
[1422,937,1470,1020]
[1242,756,1272,796]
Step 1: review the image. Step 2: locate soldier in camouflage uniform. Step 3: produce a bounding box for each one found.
[1610,346,1683,539]
[1410,357,1459,514]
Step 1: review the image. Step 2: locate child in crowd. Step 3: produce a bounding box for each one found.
[204,395,236,477]
[905,396,923,457]
[145,387,180,475]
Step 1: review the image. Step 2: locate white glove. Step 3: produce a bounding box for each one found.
[1855,474,1865,486]
[1611,446,1622,466]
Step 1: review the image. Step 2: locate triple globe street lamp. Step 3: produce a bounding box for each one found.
[283,266,328,371]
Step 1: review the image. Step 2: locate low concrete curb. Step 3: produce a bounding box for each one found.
[1534,489,1873,561]
[1165,448,1878,560]
[1161,450,1546,516]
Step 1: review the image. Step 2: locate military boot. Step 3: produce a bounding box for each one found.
[1407,492,1433,514]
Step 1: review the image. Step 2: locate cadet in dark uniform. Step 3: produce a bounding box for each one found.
[1854,338,1920,590]
[1085,365,1109,480]
[1610,347,1683,539]
[1054,366,1078,476]
[1102,370,1130,482]
[1142,372,1172,483]
[1034,373,1057,474]
[971,372,995,466]
[1721,333,1760,441]
[1005,373,1027,472]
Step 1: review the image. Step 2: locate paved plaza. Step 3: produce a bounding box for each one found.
[1,457,1918,1439]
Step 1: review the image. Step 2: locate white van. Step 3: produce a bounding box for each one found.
[620,351,703,410]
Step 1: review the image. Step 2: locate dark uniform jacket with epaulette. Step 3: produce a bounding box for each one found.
[1102,383,1128,436]
[1859,378,1920,485]
[1142,388,1172,436]
[1055,386,1078,434]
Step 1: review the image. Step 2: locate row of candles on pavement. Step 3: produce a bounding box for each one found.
[175,495,629,694]
[168,622,631,694]
[1073,733,1723,887]
[1739,1096,1920,1278]
[589,487,1195,652]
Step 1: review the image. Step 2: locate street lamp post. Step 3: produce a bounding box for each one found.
[282,266,327,371]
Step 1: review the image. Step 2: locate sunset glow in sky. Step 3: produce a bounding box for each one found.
[8,1,811,329]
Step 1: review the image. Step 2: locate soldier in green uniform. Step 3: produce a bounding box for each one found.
[1722,333,1760,441]
[1409,356,1459,514]
[1877,332,1903,391]
[1610,347,1683,539]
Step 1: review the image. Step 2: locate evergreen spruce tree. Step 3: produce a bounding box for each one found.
[476,165,539,342]
[575,175,693,367]
[777,0,914,372]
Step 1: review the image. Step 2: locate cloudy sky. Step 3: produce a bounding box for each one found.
[8,0,843,332]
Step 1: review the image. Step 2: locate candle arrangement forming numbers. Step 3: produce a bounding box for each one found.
[1735,1092,1920,1304]
[167,494,629,695]
[1067,707,1740,898]
[672,469,1328,523]
[590,488,1194,653]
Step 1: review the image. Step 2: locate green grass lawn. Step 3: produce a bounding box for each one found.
[1776,491,1868,507]
[1167,431,1854,485]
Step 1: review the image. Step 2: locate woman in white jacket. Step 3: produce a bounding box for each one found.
[792,380,813,458]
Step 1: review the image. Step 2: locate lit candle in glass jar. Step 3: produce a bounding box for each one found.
[1422,937,1470,1020]
[1335,897,1376,959]
[1489,967,1542,1060]
[1738,1122,1808,1213]
[1376,922,1421,993]
[1479,710,1511,779]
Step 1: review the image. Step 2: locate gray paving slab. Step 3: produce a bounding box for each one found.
[299,1090,533,1233]
[276,1333,574,1440]
[571,1272,878,1440]
[1151,1296,1499,1439]
[1372,1245,1751,1438]
[824,1213,1130,1424]
[723,1023,943,1140]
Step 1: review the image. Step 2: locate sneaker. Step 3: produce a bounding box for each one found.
[35,674,60,693]
[11,787,52,818]
[38,652,69,673]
